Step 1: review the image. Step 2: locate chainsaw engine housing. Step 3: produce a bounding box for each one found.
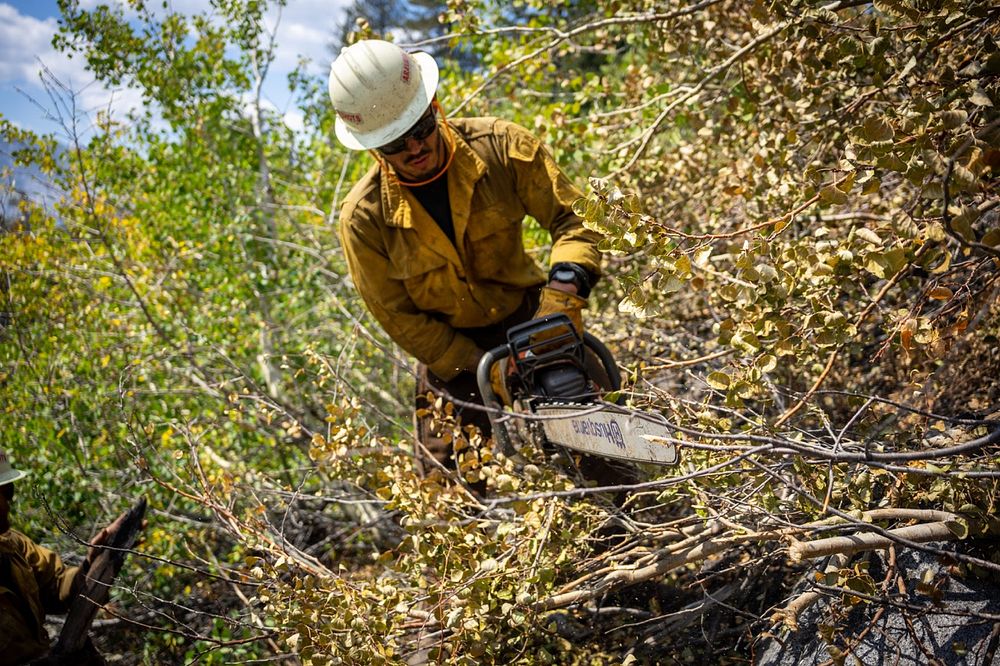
[505,314,599,403]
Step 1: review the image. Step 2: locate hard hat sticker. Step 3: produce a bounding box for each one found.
[401,53,411,84]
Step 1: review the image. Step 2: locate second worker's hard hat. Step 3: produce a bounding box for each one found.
[329,40,439,151]
[0,449,28,487]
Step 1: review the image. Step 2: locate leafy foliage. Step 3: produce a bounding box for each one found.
[1,0,998,663]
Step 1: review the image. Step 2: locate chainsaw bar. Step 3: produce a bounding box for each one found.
[532,402,679,466]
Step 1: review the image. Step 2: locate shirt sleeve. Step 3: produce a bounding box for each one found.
[338,208,481,381]
[23,535,80,615]
[499,120,603,281]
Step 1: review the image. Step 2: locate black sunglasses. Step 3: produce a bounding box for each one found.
[377,107,438,155]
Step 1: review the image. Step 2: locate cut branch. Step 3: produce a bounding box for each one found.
[788,520,963,562]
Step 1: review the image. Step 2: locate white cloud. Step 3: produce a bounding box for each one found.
[283,109,304,132]
[0,1,350,136]
[74,0,346,77]
[0,3,146,134]
[263,1,346,78]
[256,2,349,124]
[0,5,61,82]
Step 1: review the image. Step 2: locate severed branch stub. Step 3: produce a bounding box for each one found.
[771,553,849,630]
[50,497,148,658]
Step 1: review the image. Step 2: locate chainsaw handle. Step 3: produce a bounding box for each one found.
[476,344,517,457]
[583,331,622,395]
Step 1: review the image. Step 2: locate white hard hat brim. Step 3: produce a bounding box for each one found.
[0,468,28,487]
[334,51,439,151]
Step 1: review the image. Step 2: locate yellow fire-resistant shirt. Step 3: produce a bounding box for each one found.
[339,117,602,381]
[0,529,80,665]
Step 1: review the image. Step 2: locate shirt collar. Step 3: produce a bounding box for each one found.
[380,124,487,228]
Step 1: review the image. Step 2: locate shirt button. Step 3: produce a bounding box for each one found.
[489,307,498,316]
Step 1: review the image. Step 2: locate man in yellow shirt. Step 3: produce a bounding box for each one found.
[0,449,104,665]
[330,40,602,465]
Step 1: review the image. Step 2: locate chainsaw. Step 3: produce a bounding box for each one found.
[475,314,679,467]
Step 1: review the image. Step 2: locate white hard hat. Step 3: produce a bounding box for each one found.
[329,40,439,151]
[0,449,28,486]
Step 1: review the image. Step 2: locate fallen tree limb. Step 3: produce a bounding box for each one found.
[788,520,961,562]
[537,532,737,611]
[538,507,979,613]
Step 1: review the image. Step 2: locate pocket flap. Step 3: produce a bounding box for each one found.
[387,252,449,280]
[466,205,517,242]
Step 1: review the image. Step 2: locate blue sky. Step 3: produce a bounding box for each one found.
[0,0,347,138]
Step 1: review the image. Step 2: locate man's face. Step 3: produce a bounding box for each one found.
[0,483,12,534]
[378,107,447,182]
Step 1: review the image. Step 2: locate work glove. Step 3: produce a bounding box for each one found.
[466,345,512,406]
[488,357,514,406]
[533,286,586,337]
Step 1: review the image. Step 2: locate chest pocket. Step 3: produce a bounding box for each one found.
[465,202,525,280]
[387,252,456,315]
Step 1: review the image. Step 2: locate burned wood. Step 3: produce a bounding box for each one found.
[50,497,147,657]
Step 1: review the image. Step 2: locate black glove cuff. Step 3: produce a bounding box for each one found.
[548,262,592,298]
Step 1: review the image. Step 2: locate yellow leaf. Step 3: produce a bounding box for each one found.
[855,227,882,246]
[900,327,913,352]
[929,250,952,274]
[927,287,953,300]
[675,254,692,276]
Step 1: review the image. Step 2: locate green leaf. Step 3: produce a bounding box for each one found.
[755,264,778,283]
[706,371,731,390]
[820,185,848,205]
[952,216,976,243]
[944,519,969,540]
[882,247,908,277]
[660,274,685,294]
[862,116,894,143]
[732,331,761,353]
[865,254,887,278]
[928,249,953,274]
[694,246,713,267]
[602,390,621,403]
[877,152,907,172]
[950,164,978,193]
[862,177,882,195]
